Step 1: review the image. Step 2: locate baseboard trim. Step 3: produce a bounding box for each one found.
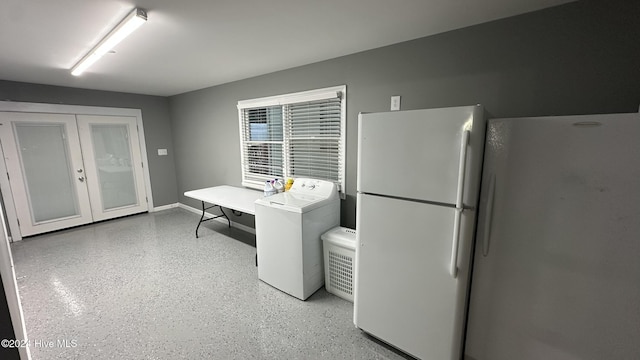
[152,203,179,212]
[177,203,256,235]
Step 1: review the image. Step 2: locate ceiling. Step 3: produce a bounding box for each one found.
[0,0,574,97]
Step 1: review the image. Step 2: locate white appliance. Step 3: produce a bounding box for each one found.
[354,105,486,360]
[255,178,340,300]
[465,113,640,360]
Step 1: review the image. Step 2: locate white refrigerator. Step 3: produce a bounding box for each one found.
[465,113,640,360]
[354,105,486,360]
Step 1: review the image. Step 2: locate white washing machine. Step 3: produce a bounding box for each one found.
[255,178,340,300]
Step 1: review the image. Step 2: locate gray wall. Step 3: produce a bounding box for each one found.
[1,1,638,228]
[0,81,178,207]
[170,0,640,229]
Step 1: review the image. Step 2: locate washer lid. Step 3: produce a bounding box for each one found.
[255,192,332,213]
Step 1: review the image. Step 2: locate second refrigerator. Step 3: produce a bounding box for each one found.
[354,105,486,360]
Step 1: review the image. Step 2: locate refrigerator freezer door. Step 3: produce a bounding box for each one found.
[465,114,640,360]
[354,193,475,360]
[357,106,485,206]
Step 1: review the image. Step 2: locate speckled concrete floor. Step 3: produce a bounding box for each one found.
[11,208,409,360]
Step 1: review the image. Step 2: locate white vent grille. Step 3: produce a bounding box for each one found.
[328,251,353,296]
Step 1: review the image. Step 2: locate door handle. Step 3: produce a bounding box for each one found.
[482,174,496,257]
[77,169,83,173]
[450,208,463,278]
[450,129,470,278]
[78,176,85,182]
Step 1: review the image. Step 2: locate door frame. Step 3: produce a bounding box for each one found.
[0,203,30,360]
[0,101,154,241]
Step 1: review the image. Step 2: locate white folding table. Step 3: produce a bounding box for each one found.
[184,185,263,238]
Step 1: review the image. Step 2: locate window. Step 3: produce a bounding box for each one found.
[238,85,346,192]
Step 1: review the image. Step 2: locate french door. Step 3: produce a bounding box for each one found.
[76,115,147,222]
[0,112,148,237]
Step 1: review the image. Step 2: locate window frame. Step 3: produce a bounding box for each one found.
[237,85,346,193]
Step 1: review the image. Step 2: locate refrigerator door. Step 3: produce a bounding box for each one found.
[354,193,475,360]
[357,105,485,206]
[465,114,640,360]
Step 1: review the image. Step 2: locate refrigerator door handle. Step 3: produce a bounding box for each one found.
[450,208,462,278]
[450,130,470,278]
[455,130,470,209]
[482,174,496,256]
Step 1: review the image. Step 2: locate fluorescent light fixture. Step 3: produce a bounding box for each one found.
[71,8,147,76]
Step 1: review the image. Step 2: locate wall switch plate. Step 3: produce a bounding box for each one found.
[391,95,401,111]
[157,149,168,156]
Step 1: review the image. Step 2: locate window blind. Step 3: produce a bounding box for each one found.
[284,97,342,183]
[238,85,346,192]
[239,106,284,184]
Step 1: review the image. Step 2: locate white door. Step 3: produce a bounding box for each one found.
[0,112,148,237]
[77,115,148,221]
[354,193,475,360]
[0,112,93,236]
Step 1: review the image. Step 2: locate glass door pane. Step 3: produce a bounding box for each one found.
[15,124,79,222]
[90,124,137,210]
